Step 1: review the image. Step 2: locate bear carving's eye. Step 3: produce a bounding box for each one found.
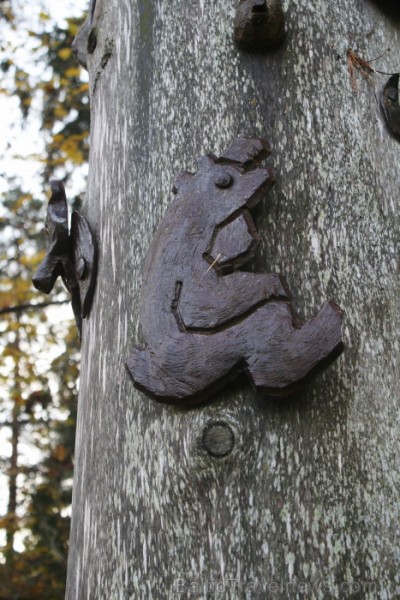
[214,171,233,189]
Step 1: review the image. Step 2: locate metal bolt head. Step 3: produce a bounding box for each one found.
[214,171,233,189]
[202,421,235,458]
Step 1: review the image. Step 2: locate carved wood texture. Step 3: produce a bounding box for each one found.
[32,181,97,335]
[126,138,343,404]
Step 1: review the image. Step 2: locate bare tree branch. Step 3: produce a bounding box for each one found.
[0,300,69,316]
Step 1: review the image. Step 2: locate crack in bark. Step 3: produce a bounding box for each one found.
[92,38,115,96]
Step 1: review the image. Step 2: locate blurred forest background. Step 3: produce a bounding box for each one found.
[0,1,88,597]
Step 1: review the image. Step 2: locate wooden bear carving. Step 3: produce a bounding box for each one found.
[126,138,343,404]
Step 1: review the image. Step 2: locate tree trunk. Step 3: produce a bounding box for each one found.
[67,0,400,597]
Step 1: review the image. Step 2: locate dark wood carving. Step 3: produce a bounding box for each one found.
[32,180,97,336]
[381,73,400,138]
[126,138,344,405]
[234,0,286,53]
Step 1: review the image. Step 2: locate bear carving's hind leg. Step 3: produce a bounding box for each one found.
[126,346,199,402]
[245,301,343,397]
[127,302,343,403]
[126,341,243,404]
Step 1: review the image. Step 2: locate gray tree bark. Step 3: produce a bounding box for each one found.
[67,0,400,598]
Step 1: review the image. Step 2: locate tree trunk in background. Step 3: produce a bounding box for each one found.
[67,0,399,597]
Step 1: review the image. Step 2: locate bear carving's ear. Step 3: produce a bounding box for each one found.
[172,171,193,194]
[218,138,271,170]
